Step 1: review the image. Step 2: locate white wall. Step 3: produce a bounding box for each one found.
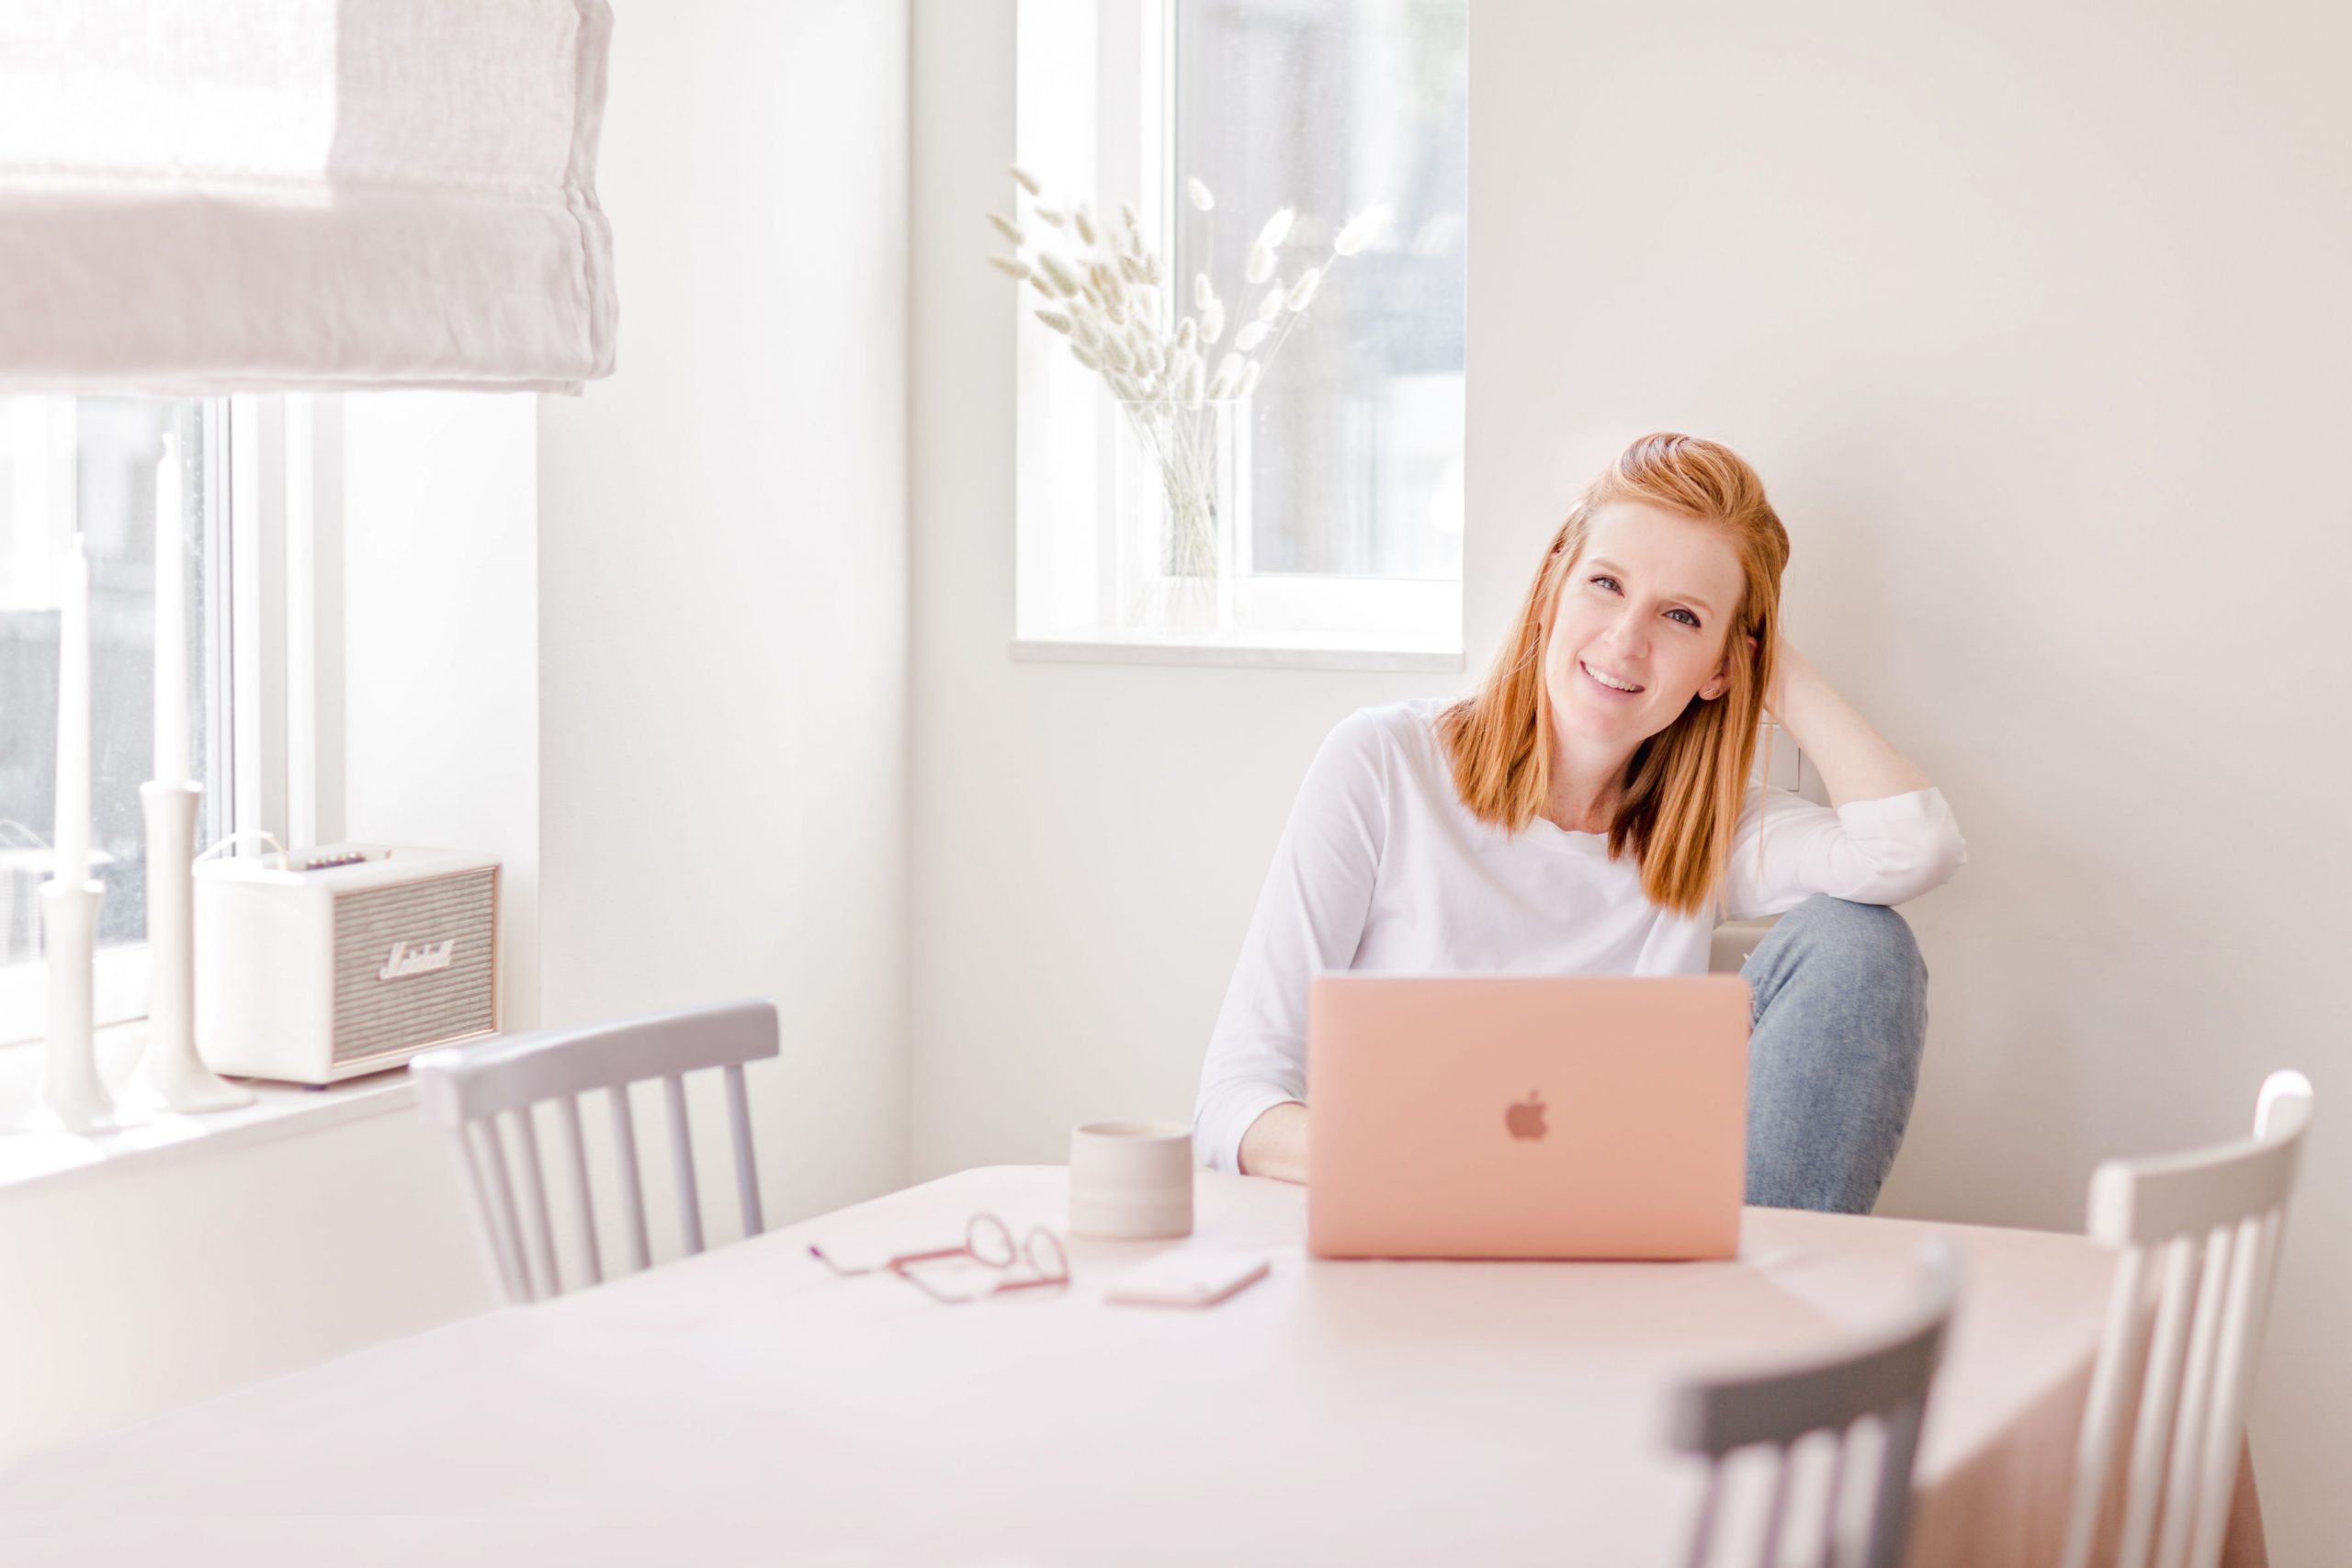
[909,1,2351,1558]
[0,1098,491,1462]
[344,392,543,1034]
[537,0,912,1225]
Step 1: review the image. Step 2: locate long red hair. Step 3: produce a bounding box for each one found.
[1437,434,1791,917]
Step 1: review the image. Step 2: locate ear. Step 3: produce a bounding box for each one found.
[1700,633,1759,702]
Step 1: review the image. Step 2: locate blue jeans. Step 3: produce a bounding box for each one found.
[1739,895,1928,1214]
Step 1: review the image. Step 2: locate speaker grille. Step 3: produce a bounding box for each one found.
[331,868,498,1066]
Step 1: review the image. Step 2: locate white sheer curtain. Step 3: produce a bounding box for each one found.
[0,0,616,395]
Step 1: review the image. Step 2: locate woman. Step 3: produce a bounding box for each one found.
[1193,433,1965,1213]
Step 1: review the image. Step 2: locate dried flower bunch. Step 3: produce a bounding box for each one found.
[985,164,1388,618]
[986,164,1386,412]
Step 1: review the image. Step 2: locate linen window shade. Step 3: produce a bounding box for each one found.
[0,0,616,395]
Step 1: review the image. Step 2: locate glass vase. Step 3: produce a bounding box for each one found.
[1111,397,1242,638]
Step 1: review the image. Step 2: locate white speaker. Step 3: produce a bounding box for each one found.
[195,844,501,1085]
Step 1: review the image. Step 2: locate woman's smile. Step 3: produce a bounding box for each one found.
[1579,660,1645,698]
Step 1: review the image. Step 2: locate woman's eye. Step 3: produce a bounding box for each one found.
[1590,574,1698,627]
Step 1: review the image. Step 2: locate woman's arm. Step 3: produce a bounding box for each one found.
[1766,639,1934,807]
[1193,710,1390,1177]
[1721,637,1966,920]
[1237,1100,1308,1183]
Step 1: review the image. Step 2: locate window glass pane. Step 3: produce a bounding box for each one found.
[1173,0,1467,580]
[0,397,224,969]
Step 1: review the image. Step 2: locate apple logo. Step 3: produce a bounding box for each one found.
[1505,1090,1548,1141]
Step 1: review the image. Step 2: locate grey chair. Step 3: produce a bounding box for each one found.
[409,999,778,1304]
[1669,1239,1960,1568]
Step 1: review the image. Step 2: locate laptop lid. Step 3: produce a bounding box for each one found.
[1306,975,1750,1261]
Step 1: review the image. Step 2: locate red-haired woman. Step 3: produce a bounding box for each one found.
[1193,434,1964,1213]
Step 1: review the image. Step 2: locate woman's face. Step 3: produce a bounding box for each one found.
[1543,501,1747,753]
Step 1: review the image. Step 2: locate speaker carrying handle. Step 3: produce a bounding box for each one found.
[194,830,292,872]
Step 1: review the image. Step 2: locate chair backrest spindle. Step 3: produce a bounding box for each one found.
[472,1113,537,1303]
[458,1116,530,1305]
[2187,1211,2273,1567]
[507,1107,561,1299]
[1865,1397,1928,1568]
[610,1083,653,1273]
[724,1060,764,1237]
[1682,1468,1724,1568]
[662,1072,706,1257]
[554,1092,604,1287]
[1756,1445,1795,1566]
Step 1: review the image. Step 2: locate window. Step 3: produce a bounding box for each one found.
[1173,0,1466,583]
[0,398,229,1043]
[1012,0,1467,667]
[0,394,336,1048]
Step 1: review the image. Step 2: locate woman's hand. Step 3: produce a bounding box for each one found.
[1758,634,1935,807]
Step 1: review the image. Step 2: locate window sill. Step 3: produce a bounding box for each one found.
[0,1021,420,1203]
[1010,632,1464,673]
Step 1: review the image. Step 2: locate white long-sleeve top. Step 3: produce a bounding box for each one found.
[1193,697,1968,1174]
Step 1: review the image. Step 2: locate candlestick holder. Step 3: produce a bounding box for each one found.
[124,782,252,1113]
[7,877,143,1134]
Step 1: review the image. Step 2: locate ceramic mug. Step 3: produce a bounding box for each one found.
[1068,1121,1195,1239]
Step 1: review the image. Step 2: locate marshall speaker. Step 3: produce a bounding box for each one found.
[195,844,501,1084]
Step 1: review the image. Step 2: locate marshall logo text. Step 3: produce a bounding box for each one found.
[379,938,456,981]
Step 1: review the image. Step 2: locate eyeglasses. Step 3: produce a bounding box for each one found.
[809,1211,1071,1304]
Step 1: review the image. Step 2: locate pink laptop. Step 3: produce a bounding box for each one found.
[1306,975,1751,1260]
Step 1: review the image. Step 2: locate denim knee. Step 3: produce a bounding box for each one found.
[1740,896,1929,1213]
[1747,894,1928,1004]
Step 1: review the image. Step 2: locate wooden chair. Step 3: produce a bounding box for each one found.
[1669,1239,1959,1568]
[409,999,778,1304]
[2059,1068,2312,1568]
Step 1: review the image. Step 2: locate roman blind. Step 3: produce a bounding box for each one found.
[0,0,616,394]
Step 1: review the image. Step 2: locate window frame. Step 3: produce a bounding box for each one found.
[0,394,340,1046]
[1008,0,1464,671]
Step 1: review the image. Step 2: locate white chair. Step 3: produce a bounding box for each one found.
[1669,1239,1959,1568]
[410,999,779,1304]
[2059,1068,2312,1568]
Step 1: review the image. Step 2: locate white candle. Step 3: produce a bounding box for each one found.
[154,431,188,785]
[53,534,90,886]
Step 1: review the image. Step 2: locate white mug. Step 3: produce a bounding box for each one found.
[1068,1121,1194,1239]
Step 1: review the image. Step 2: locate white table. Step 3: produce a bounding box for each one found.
[0,1166,2266,1566]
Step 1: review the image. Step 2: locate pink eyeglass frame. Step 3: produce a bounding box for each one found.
[809,1210,1071,1304]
